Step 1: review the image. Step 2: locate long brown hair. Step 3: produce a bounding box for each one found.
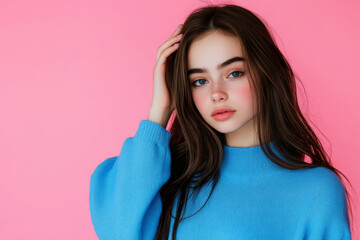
[155,3,356,239]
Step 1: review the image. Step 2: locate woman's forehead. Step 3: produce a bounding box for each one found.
[187,31,244,71]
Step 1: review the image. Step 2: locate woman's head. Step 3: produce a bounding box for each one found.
[187,30,258,147]
[157,4,354,240]
[166,3,294,148]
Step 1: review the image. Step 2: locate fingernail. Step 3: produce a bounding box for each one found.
[177,24,182,30]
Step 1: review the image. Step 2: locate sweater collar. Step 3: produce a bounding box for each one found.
[220,140,287,179]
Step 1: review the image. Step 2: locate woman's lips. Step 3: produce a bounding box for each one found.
[211,107,236,116]
[212,111,236,121]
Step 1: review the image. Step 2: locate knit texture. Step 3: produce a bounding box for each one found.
[89,120,351,240]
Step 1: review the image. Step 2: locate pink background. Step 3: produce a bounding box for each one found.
[0,0,359,239]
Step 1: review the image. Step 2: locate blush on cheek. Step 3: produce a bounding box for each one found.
[234,83,252,101]
[240,84,256,113]
[192,93,206,113]
[241,84,252,99]
[234,83,256,111]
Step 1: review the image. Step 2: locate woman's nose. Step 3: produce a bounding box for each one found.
[211,81,227,102]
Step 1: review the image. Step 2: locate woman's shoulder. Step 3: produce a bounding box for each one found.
[293,166,347,201]
[302,166,344,186]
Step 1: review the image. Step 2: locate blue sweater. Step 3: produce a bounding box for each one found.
[89,120,351,240]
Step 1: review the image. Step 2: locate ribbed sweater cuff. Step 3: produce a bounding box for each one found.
[134,120,172,146]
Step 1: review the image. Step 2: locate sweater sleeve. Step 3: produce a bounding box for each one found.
[304,168,352,240]
[89,120,172,240]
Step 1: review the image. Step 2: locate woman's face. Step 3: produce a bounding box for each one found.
[187,30,259,147]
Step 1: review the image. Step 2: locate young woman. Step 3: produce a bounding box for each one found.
[89,4,354,240]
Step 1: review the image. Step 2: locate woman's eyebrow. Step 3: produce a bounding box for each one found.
[187,56,245,75]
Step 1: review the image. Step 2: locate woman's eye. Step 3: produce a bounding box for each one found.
[191,70,244,88]
[229,70,244,78]
[192,79,207,87]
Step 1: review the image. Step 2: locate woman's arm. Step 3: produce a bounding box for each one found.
[304,168,352,240]
[89,120,172,239]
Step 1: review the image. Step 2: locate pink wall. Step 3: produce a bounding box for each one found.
[0,0,359,239]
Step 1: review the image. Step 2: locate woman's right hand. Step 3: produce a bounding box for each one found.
[147,24,183,128]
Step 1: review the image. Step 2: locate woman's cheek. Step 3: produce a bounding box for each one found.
[240,84,251,100]
[192,92,207,115]
[237,82,256,114]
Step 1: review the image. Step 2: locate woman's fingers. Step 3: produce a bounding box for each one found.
[156,25,183,61]
[156,35,183,64]
[169,24,183,39]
